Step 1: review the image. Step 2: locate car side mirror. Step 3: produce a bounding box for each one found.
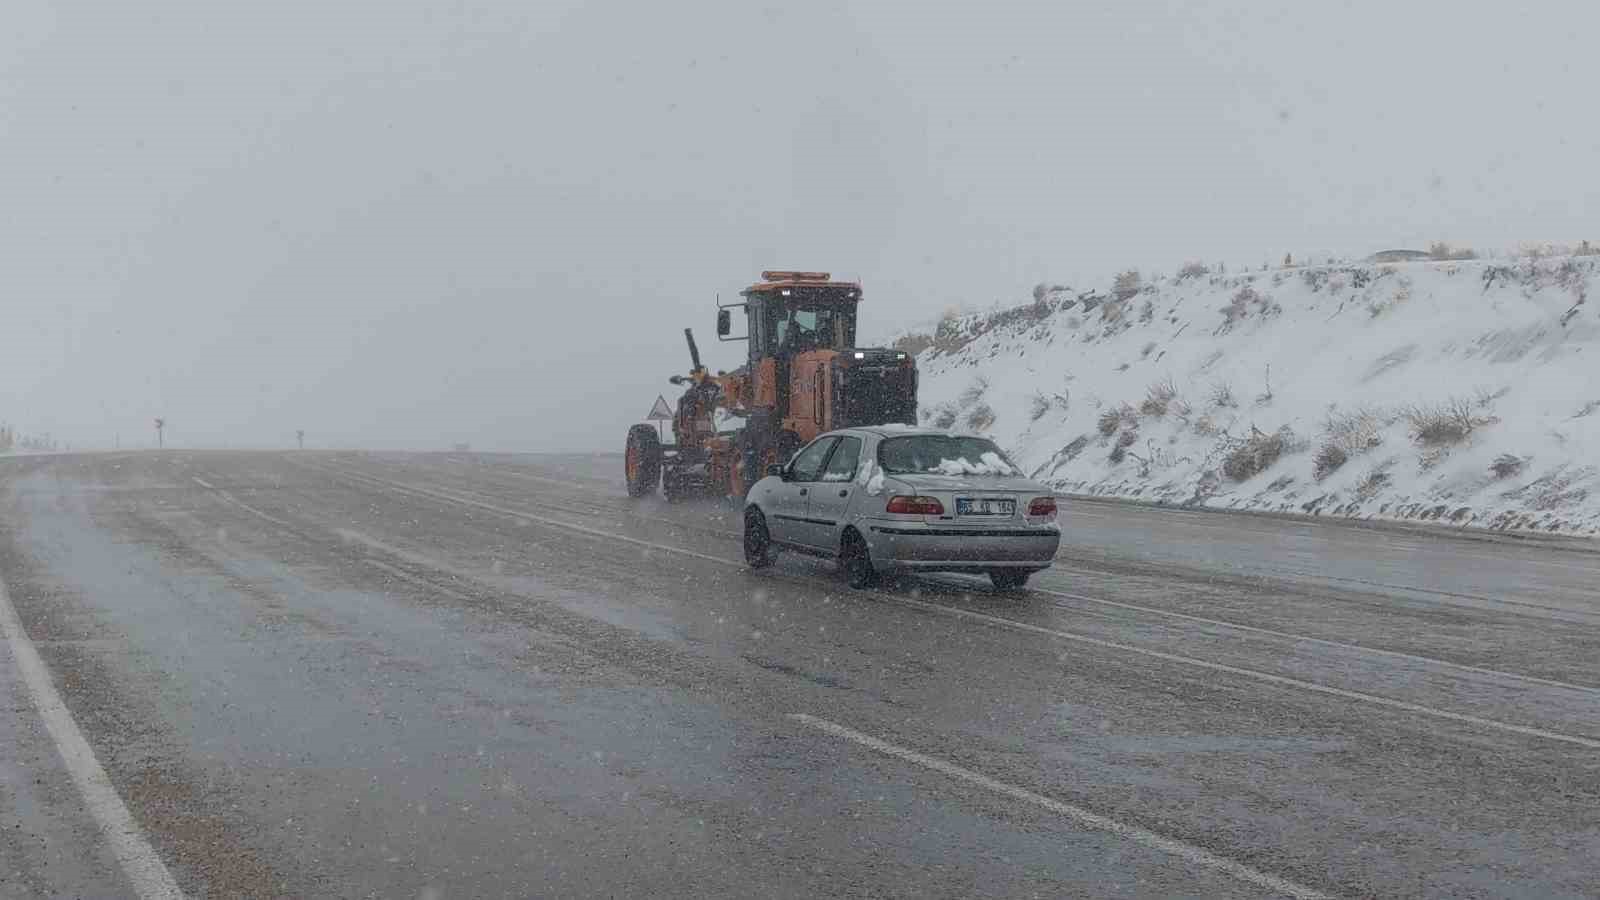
[766,463,786,479]
[717,309,732,337]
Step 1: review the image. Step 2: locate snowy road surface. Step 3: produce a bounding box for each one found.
[3,451,1598,898]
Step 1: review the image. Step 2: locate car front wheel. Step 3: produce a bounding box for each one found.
[743,508,777,569]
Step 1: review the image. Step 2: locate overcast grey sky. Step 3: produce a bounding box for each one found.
[4,0,1596,451]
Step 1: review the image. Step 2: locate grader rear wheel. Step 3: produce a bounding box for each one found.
[624,425,663,497]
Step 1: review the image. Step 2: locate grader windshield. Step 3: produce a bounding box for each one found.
[774,302,854,354]
[742,273,860,364]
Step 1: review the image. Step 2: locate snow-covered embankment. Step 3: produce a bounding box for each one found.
[898,257,1600,535]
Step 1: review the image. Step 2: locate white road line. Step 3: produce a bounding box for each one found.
[879,592,1600,750]
[1029,585,1600,695]
[192,477,296,530]
[305,464,1600,749]
[789,713,1333,900]
[0,576,185,899]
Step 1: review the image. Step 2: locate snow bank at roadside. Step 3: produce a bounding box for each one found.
[897,257,1600,535]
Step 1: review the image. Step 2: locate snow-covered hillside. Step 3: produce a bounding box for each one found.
[898,256,1600,535]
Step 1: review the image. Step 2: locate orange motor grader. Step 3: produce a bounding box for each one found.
[625,271,918,501]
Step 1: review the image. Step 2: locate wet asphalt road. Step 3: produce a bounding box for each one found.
[2,451,1598,899]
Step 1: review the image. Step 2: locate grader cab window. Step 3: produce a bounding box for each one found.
[773,303,855,356]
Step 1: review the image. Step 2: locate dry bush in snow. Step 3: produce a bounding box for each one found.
[1315,406,1387,480]
[1096,403,1137,436]
[1555,259,1589,299]
[1220,288,1253,326]
[1313,443,1348,480]
[966,402,996,432]
[1222,426,1295,481]
[1032,282,1070,305]
[1368,278,1413,317]
[1097,408,1122,436]
[1109,428,1138,463]
[1113,269,1142,300]
[927,315,972,357]
[1490,454,1526,479]
[1219,285,1279,328]
[1325,407,1386,453]
[1140,376,1178,417]
[1300,268,1329,292]
[1177,261,1210,280]
[1402,398,1486,447]
[1355,468,1390,500]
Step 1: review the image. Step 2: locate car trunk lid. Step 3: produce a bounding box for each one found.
[886,473,1045,524]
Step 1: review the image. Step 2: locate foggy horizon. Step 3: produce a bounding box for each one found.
[5,0,1596,452]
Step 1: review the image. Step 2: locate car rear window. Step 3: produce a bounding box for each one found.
[877,436,1019,476]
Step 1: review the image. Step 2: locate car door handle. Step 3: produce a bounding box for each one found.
[837,489,849,498]
[799,488,808,496]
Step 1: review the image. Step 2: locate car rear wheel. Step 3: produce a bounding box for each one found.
[840,531,878,589]
[743,507,777,569]
[989,570,1031,591]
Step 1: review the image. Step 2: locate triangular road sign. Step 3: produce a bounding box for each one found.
[647,395,674,420]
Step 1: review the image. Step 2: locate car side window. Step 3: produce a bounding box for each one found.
[820,436,861,482]
[788,437,838,483]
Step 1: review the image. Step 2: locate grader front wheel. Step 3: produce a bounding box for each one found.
[625,425,663,497]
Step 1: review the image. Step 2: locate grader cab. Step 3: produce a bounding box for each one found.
[625,271,918,501]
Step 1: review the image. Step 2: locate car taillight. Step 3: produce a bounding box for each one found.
[1028,497,1058,518]
[886,495,944,515]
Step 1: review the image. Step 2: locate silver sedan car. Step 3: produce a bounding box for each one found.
[742,426,1062,590]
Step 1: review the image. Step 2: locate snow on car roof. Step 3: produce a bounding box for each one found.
[858,423,982,438]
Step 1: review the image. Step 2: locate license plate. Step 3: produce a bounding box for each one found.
[956,498,1014,516]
